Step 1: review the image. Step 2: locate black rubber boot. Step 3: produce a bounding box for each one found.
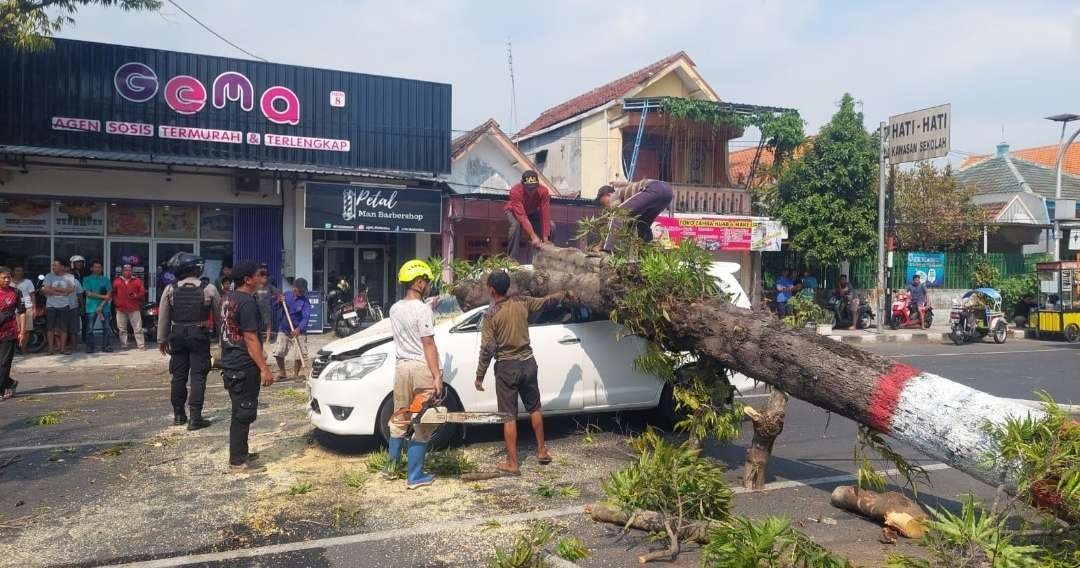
[187,406,211,431]
[173,409,188,426]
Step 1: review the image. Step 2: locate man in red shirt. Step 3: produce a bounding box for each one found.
[112,264,147,349]
[505,170,552,261]
[0,266,27,399]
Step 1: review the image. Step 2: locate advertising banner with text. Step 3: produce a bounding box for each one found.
[653,215,785,252]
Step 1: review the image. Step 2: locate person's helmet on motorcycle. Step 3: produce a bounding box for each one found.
[166,252,204,279]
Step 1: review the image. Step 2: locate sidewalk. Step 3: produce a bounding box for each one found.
[825,323,1029,344]
[13,332,340,372]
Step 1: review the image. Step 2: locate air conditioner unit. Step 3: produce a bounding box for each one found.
[1055,199,1077,221]
[234,173,261,194]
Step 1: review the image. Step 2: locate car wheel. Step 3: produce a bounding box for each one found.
[648,382,679,431]
[374,388,464,450]
[1065,324,1080,344]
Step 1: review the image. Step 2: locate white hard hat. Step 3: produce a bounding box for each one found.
[69,255,85,263]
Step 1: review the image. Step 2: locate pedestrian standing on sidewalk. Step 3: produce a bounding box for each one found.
[384,261,443,489]
[159,253,221,430]
[255,263,279,346]
[272,277,310,382]
[81,260,113,353]
[12,266,36,350]
[474,271,573,475]
[70,255,87,347]
[774,269,795,318]
[112,264,146,350]
[219,261,272,473]
[0,267,27,399]
[42,259,80,355]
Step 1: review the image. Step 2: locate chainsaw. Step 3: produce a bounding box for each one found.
[404,391,512,438]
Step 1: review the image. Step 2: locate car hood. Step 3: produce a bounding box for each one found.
[319,301,483,356]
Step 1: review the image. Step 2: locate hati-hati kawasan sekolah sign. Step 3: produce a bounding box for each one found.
[652,215,785,252]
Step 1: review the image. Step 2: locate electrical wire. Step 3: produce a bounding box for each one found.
[166,0,268,62]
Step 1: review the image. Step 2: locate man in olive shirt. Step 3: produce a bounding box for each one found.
[474,271,573,475]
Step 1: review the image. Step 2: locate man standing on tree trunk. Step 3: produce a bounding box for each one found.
[474,271,573,475]
[505,170,552,262]
[595,179,674,251]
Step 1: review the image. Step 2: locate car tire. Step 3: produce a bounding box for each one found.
[648,382,679,431]
[374,388,464,450]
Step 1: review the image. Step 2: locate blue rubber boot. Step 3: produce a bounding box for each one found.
[383,437,404,479]
[406,440,434,490]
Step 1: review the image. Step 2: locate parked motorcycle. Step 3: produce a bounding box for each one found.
[110,301,158,345]
[828,294,875,330]
[327,279,383,338]
[949,288,1008,345]
[24,304,47,354]
[888,290,933,330]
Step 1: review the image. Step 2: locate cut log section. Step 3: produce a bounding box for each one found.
[830,485,928,539]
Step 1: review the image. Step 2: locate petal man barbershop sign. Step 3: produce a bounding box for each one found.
[304,182,442,234]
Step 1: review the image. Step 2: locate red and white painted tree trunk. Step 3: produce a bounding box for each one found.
[453,245,1044,491]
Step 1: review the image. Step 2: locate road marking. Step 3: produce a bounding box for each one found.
[106,463,954,567]
[26,387,170,397]
[889,347,1077,358]
[733,462,951,494]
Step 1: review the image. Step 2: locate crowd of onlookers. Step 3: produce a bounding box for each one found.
[770,268,820,317]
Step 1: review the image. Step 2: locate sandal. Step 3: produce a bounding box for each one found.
[537,454,552,466]
[495,462,521,476]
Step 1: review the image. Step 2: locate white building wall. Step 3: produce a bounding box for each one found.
[446,137,522,195]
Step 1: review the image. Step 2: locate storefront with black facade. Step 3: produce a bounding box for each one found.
[0,38,450,308]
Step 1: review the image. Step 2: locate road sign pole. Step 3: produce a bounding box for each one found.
[877,121,887,334]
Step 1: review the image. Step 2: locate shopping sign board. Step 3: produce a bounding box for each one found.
[905,252,946,288]
[0,38,451,174]
[304,182,442,234]
[887,104,950,164]
[653,215,786,252]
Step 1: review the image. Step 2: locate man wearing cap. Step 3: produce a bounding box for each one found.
[505,170,552,262]
[272,277,311,382]
[594,179,675,252]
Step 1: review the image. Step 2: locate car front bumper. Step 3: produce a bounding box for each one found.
[307,377,386,436]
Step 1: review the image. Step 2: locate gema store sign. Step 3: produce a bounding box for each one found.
[0,38,452,174]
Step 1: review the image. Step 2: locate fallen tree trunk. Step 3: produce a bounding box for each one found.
[830,485,928,539]
[453,245,1043,495]
[584,502,713,544]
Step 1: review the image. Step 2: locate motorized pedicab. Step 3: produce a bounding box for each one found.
[948,288,1008,345]
[1031,261,1080,343]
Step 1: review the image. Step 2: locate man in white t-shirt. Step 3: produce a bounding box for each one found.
[11,266,35,333]
[384,259,443,490]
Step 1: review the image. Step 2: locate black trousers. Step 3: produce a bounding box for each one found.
[0,339,15,392]
[222,364,261,465]
[603,180,675,251]
[169,325,212,412]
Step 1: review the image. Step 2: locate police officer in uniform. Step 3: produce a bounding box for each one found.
[158,252,222,430]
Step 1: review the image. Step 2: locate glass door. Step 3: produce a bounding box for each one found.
[356,247,387,310]
[325,246,357,297]
[154,241,196,301]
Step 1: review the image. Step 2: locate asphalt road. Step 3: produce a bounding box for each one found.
[0,339,1075,567]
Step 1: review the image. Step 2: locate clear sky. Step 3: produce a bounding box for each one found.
[57,0,1080,162]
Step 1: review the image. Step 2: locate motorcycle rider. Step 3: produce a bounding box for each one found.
[832,274,860,330]
[158,252,222,430]
[906,274,930,328]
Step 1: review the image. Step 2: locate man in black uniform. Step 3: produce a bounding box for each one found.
[158,252,222,430]
[219,260,273,473]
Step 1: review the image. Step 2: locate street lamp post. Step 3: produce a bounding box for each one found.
[1046,113,1080,261]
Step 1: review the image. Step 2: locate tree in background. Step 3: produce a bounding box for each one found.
[1,0,161,51]
[893,162,992,251]
[748,113,806,217]
[776,94,878,265]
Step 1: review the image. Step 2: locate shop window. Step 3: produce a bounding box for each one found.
[154,205,197,238]
[0,197,51,234]
[0,236,51,280]
[200,207,233,240]
[107,203,152,237]
[200,241,234,282]
[55,200,105,235]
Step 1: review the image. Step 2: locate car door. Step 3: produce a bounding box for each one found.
[524,304,587,413]
[573,307,664,410]
[440,309,490,411]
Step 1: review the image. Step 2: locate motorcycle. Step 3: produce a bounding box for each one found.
[326,279,383,338]
[888,290,934,330]
[949,288,1008,345]
[24,303,47,354]
[828,294,875,330]
[111,301,158,345]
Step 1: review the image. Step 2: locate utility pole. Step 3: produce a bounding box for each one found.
[877,121,887,333]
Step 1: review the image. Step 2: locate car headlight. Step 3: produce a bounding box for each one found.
[321,353,387,381]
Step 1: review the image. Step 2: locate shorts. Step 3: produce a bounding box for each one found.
[494,357,541,415]
[388,359,437,442]
[46,307,70,333]
[272,332,307,360]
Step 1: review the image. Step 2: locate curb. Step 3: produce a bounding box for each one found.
[827,328,1028,344]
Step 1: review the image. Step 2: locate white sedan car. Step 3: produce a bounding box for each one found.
[307,262,753,447]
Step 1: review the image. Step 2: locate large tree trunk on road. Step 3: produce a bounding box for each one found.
[452,245,1044,496]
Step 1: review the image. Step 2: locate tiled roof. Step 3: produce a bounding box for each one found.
[514,51,692,139]
[728,146,773,188]
[451,118,499,159]
[954,155,1080,200]
[960,143,1080,175]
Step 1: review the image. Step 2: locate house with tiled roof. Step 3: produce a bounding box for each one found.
[960,143,1080,175]
[444,119,556,195]
[953,142,1076,255]
[728,137,813,189]
[513,52,778,217]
